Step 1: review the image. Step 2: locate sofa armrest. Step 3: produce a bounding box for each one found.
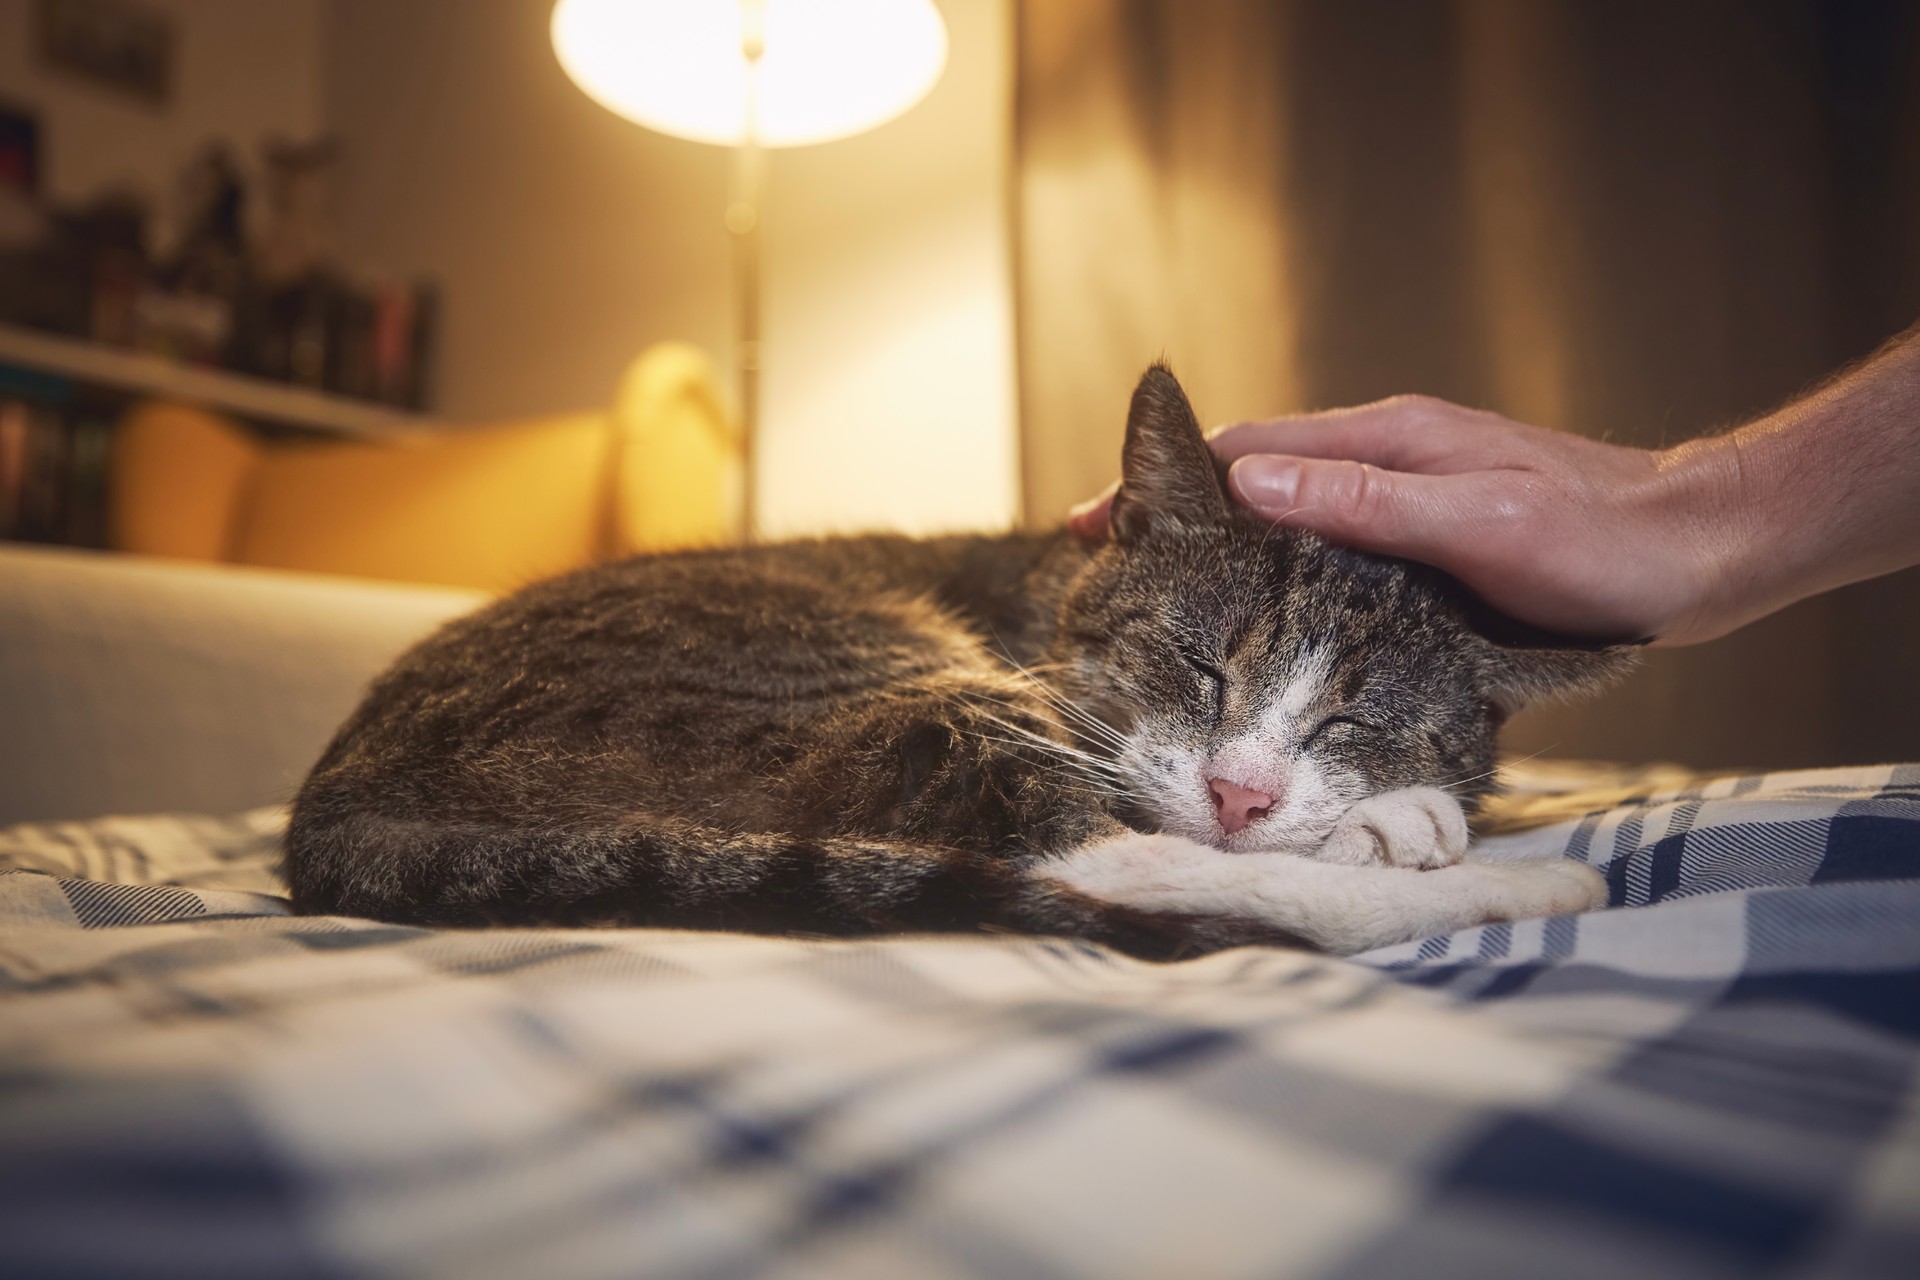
[0,545,485,824]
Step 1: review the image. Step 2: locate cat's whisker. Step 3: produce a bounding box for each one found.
[978,712,1123,765]
[944,682,1132,768]
[967,737,1131,800]
[992,662,1134,754]
[983,721,1128,782]
[1044,696,1132,749]
[924,686,1090,757]
[1435,744,1560,794]
[976,750,1126,798]
[1032,698,1132,755]
[969,716,1134,785]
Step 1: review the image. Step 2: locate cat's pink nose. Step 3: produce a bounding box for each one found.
[1208,777,1275,835]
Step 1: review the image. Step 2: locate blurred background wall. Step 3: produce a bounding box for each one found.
[1016,0,1920,771]
[0,0,323,219]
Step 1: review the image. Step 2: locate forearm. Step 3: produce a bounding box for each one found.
[1660,331,1920,642]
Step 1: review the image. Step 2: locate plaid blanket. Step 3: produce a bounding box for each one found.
[1,764,1915,1279]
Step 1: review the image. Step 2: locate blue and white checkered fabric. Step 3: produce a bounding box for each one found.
[1,765,1915,1279]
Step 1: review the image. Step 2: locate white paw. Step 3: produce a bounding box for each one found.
[1315,787,1468,869]
[1461,857,1607,925]
[1032,831,1605,956]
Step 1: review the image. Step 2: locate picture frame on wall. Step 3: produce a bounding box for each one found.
[34,0,175,108]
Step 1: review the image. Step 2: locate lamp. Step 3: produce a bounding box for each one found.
[552,0,949,541]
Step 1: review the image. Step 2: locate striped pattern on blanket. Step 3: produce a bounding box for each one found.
[0,764,1915,1279]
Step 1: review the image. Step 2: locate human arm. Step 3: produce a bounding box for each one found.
[1069,330,1920,646]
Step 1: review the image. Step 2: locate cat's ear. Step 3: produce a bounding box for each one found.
[1469,606,1642,714]
[1111,362,1231,544]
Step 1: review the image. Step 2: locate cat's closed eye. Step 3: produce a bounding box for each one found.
[1179,650,1226,724]
[1303,714,1368,748]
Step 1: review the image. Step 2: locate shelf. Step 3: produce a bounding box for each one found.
[0,321,428,438]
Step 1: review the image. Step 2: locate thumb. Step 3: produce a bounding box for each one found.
[1228,454,1458,562]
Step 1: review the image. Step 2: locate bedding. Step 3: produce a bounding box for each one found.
[1,763,1915,1279]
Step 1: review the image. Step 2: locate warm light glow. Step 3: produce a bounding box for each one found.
[551,0,948,147]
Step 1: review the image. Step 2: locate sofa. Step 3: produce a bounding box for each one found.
[107,340,740,592]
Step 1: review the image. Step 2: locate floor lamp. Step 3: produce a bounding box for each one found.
[551,0,948,542]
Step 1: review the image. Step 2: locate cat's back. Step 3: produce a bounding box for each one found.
[308,532,1065,783]
[434,530,1052,670]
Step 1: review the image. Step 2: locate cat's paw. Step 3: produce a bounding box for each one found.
[1303,856,1607,955]
[1315,787,1468,870]
[1462,856,1607,925]
[1037,831,1228,905]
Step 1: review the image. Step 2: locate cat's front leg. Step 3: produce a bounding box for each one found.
[1040,833,1605,955]
[1313,787,1469,870]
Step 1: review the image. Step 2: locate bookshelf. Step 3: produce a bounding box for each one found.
[0,322,433,549]
[0,321,426,439]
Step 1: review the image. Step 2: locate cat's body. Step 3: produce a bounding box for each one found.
[287,367,1630,958]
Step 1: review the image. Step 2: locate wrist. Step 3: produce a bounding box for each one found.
[1643,432,1776,645]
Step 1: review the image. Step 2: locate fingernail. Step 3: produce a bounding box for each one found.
[1232,456,1298,510]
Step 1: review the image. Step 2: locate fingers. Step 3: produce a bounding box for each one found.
[1066,392,1511,542]
[1067,454,1482,563]
[1066,480,1118,540]
[1228,454,1478,567]
[1208,396,1493,474]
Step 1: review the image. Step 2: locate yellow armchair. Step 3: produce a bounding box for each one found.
[108,343,740,593]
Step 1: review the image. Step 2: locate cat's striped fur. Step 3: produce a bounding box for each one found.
[286,366,1632,958]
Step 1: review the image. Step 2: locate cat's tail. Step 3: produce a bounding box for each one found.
[282,808,1305,961]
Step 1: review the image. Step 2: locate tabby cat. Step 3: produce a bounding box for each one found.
[286,365,1632,958]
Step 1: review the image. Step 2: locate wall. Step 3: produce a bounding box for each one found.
[1015,0,1920,772]
[758,0,1019,537]
[323,0,1019,538]
[0,0,324,243]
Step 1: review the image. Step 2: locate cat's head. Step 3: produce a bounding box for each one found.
[1049,363,1637,853]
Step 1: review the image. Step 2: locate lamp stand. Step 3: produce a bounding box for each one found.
[728,3,766,544]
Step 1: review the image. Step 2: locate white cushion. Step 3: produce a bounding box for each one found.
[0,546,485,823]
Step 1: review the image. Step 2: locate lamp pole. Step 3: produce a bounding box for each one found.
[551,0,947,543]
[727,0,766,544]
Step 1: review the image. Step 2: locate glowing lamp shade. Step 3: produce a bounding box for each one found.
[551,0,949,147]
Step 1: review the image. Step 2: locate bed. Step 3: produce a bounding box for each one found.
[0,547,1914,1279]
[3,765,1916,1278]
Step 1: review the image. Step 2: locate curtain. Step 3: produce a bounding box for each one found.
[1014,0,1920,770]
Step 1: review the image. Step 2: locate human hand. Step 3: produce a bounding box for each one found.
[1069,395,1749,646]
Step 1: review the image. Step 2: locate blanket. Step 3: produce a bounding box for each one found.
[1,764,1916,1279]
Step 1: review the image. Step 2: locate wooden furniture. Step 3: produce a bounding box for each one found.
[0,320,422,439]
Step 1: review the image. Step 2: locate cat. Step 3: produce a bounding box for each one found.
[285,364,1633,959]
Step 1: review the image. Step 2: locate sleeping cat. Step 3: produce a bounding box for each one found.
[285,365,1633,959]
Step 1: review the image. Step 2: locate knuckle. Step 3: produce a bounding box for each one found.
[1309,459,1386,525]
[1483,489,1533,530]
[1377,392,1447,423]
[1346,461,1384,519]
[1363,394,1426,432]
[1369,392,1480,443]
[1498,471,1562,523]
